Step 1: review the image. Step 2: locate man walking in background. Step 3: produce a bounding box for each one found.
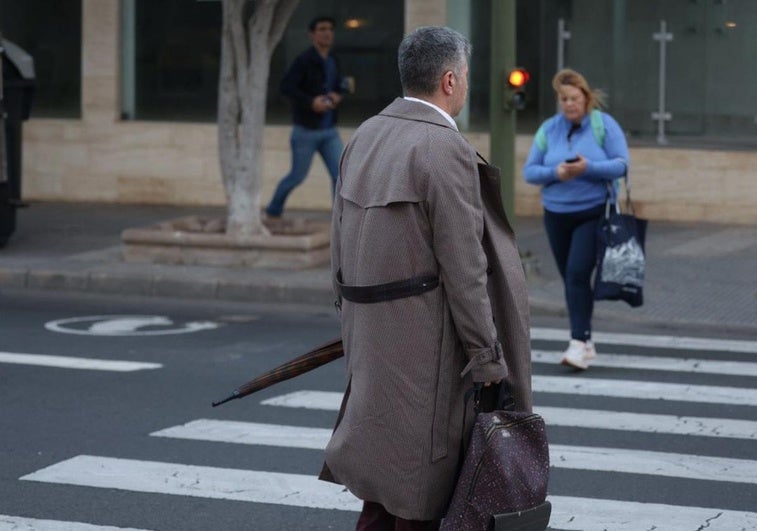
[266,16,345,218]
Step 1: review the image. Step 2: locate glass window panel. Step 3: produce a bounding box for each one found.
[127,0,403,125]
[131,0,222,121]
[268,1,404,125]
[703,0,757,137]
[0,0,82,118]
[520,0,757,146]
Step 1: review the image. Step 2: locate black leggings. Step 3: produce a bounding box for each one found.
[543,204,604,341]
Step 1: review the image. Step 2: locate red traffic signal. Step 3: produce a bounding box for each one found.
[507,68,530,88]
[505,68,530,111]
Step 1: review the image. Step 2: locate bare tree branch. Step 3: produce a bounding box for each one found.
[268,0,300,50]
[228,0,250,103]
[218,0,241,182]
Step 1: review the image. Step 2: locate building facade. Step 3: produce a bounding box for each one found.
[2,0,756,223]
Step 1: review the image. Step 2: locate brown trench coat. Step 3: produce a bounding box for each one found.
[322,98,532,521]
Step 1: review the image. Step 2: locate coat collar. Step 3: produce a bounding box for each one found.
[379,97,458,131]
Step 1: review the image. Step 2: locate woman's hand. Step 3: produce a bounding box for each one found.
[556,155,588,181]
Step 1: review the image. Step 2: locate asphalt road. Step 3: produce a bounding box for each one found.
[1,290,756,530]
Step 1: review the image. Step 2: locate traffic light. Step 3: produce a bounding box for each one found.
[505,67,530,111]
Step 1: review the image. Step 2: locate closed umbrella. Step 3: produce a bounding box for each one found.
[212,337,344,407]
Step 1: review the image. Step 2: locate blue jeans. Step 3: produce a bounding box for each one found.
[266,125,343,217]
[543,204,604,341]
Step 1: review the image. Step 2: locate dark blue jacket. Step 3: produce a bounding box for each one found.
[280,46,343,129]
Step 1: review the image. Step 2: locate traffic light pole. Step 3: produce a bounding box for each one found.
[0,30,7,186]
[489,0,516,216]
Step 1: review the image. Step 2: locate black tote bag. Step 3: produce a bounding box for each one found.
[594,179,648,307]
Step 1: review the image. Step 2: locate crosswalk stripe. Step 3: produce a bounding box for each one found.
[151,420,757,484]
[0,514,152,530]
[19,457,757,529]
[532,349,757,376]
[208,400,757,440]
[151,420,333,449]
[532,375,757,406]
[20,456,362,512]
[262,373,757,409]
[260,390,339,410]
[0,352,162,372]
[531,327,757,353]
[536,406,757,440]
[548,444,757,484]
[547,495,757,530]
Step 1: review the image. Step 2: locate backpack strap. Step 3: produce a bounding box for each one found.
[535,111,605,153]
[589,109,626,199]
[590,109,605,147]
[534,120,549,152]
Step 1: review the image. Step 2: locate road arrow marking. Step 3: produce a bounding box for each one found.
[45,315,219,336]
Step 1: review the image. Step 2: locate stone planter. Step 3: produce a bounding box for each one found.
[121,215,331,269]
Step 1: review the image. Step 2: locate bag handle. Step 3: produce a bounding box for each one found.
[468,381,516,414]
[457,382,517,465]
[605,174,636,218]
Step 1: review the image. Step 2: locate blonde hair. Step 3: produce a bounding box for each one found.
[552,68,605,111]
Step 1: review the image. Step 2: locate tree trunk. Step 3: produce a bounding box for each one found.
[218,0,300,237]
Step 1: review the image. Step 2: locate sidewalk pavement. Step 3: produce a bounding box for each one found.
[0,202,755,336]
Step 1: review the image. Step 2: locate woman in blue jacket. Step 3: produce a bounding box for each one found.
[524,69,629,369]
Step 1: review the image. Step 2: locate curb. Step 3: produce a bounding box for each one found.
[2,265,755,338]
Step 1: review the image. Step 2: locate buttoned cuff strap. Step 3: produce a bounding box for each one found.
[460,342,504,377]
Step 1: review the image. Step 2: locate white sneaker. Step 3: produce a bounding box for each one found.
[560,340,589,370]
[584,340,597,360]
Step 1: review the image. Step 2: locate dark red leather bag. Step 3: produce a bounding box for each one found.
[440,385,551,531]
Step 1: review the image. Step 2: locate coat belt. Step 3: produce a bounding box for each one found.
[336,270,439,304]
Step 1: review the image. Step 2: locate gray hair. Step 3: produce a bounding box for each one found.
[398,26,471,96]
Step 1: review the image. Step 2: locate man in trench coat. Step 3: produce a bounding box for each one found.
[322,26,533,530]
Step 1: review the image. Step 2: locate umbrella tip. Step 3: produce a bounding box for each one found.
[211,389,240,408]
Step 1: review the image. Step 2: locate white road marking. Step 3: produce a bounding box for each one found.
[532,349,757,377]
[0,352,162,371]
[0,514,152,530]
[260,390,339,410]
[536,406,757,440]
[152,420,757,484]
[20,456,361,512]
[172,408,757,442]
[19,457,757,529]
[532,376,757,406]
[262,373,757,409]
[151,420,333,450]
[548,444,757,484]
[547,495,757,530]
[45,315,219,336]
[530,326,757,353]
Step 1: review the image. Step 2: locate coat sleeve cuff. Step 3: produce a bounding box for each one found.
[460,342,508,382]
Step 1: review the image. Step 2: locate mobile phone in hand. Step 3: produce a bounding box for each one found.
[565,157,579,163]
